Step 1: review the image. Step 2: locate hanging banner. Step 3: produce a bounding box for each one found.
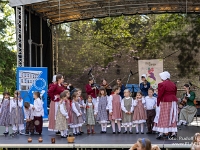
[17,67,48,119]
[138,59,163,89]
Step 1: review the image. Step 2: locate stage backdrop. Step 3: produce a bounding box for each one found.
[17,67,48,119]
[138,59,163,89]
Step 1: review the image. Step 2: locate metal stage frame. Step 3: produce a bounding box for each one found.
[13,0,200,82]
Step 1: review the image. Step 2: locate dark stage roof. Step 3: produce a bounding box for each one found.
[24,0,200,24]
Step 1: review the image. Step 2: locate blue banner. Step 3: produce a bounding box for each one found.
[17,67,48,118]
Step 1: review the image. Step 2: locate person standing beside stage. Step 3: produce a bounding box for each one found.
[140,74,150,97]
[177,84,197,127]
[153,71,178,140]
[48,74,65,133]
[85,77,99,105]
[116,78,126,99]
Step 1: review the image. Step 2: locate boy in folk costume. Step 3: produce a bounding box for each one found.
[33,91,44,135]
[24,102,35,135]
[55,91,69,138]
[109,85,122,134]
[10,91,24,134]
[121,89,134,134]
[145,88,157,134]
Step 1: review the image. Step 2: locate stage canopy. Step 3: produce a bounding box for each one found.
[9,0,200,24]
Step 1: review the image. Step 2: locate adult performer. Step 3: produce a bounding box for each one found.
[153,71,178,139]
[49,75,57,88]
[85,77,99,105]
[116,78,125,99]
[48,74,65,132]
[177,84,197,127]
[140,74,151,97]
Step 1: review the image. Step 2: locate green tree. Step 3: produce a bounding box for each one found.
[0,1,16,93]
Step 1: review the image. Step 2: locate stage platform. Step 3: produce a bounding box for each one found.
[0,120,199,150]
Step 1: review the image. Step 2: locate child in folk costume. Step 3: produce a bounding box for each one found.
[145,88,157,134]
[55,91,69,138]
[32,91,44,135]
[24,102,35,135]
[64,90,73,126]
[86,95,95,134]
[0,92,11,135]
[94,87,109,133]
[10,90,24,134]
[71,92,84,136]
[109,85,122,134]
[77,88,86,134]
[133,91,147,134]
[121,89,134,134]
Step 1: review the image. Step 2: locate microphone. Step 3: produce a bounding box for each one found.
[189,81,193,86]
[88,68,92,75]
[130,70,133,75]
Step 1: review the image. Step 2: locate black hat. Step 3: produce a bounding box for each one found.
[184,84,190,87]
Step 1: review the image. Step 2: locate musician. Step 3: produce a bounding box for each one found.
[140,74,150,97]
[101,78,112,96]
[178,84,197,126]
[63,82,74,92]
[116,78,125,99]
[85,77,99,105]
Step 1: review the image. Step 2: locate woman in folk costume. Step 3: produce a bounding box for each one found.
[177,84,197,128]
[153,71,178,140]
[48,74,65,133]
[10,90,24,134]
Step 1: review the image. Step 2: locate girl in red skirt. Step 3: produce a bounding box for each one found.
[109,85,122,134]
[133,91,147,134]
[33,91,44,135]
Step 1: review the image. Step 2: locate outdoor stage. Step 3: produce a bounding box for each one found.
[0,122,199,150]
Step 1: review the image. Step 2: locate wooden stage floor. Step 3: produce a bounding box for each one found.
[0,122,199,150]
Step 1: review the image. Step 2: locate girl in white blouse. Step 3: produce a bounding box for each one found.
[55,91,69,138]
[32,91,44,135]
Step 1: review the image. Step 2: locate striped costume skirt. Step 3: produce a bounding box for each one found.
[179,105,197,123]
[153,101,178,133]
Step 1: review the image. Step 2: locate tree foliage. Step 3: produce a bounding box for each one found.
[58,14,200,79]
[0,1,16,93]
